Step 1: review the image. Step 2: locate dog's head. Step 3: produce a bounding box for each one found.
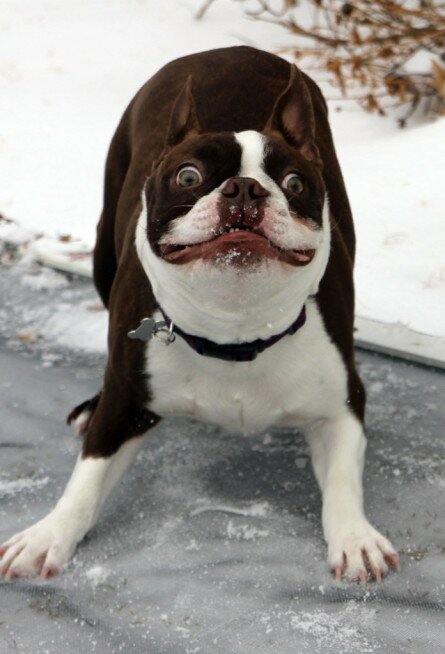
[136,66,331,339]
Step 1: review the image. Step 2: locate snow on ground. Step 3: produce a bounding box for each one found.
[0,0,444,347]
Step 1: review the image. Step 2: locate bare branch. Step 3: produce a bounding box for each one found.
[213,0,445,122]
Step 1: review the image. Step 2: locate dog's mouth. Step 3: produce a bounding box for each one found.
[159,226,316,266]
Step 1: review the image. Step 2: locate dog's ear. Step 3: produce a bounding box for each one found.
[265,65,320,163]
[165,76,201,147]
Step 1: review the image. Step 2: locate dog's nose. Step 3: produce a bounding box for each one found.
[222,177,269,202]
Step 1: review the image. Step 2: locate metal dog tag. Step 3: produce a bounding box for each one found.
[128,318,175,344]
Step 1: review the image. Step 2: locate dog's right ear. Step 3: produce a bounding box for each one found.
[165,76,201,147]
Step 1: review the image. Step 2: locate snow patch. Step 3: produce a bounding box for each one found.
[20,298,108,354]
[0,218,38,246]
[226,520,269,541]
[0,476,49,496]
[85,564,111,588]
[288,603,378,653]
[21,268,69,291]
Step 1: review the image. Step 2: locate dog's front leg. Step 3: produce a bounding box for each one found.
[0,401,158,580]
[305,413,399,582]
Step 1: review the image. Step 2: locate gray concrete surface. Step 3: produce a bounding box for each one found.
[0,262,444,653]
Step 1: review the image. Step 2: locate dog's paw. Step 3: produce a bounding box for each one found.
[327,520,400,584]
[0,512,77,580]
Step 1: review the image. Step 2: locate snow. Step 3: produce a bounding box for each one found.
[84,565,111,588]
[332,116,445,337]
[287,604,378,653]
[226,519,270,540]
[0,258,108,354]
[0,476,49,496]
[33,297,108,353]
[0,0,444,350]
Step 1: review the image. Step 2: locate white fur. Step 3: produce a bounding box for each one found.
[158,189,222,248]
[0,436,146,579]
[146,299,347,433]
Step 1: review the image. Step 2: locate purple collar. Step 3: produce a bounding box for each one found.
[157,305,306,362]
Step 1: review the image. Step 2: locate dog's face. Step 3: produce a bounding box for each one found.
[136,68,331,339]
[146,129,325,269]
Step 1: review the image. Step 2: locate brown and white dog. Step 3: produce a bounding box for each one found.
[0,46,399,582]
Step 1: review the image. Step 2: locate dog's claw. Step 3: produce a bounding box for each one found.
[385,553,400,571]
[41,565,58,579]
[334,565,343,581]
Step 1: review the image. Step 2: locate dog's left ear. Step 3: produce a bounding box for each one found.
[265,65,320,163]
[165,76,201,147]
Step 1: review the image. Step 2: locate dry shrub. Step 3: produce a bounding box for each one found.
[198,0,445,125]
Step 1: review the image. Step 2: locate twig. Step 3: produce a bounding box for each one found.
[196,0,218,20]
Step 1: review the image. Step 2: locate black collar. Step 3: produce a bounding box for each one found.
[157,305,306,362]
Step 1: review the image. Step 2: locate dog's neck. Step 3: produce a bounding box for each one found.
[137,232,308,346]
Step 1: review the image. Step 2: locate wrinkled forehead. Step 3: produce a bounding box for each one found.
[161,129,308,181]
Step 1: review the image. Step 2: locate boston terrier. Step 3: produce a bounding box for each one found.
[0,46,399,582]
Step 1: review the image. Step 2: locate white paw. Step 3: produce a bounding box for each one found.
[327,520,400,583]
[0,511,79,580]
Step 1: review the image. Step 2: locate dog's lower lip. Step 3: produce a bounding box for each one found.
[160,230,315,265]
[159,229,264,257]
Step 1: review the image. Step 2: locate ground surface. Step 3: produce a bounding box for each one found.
[0,264,444,653]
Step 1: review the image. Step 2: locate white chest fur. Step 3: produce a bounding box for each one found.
[145,301,348,433]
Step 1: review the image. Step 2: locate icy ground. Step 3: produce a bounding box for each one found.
[0,0,444,340]
[0,249,444,654]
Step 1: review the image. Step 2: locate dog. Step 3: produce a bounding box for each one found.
[0,46,399,582]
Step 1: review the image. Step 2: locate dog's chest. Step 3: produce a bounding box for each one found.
[145,302,348,432]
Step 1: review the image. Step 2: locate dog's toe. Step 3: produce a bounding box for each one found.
[328,520,398,583]
[0,515,77,580]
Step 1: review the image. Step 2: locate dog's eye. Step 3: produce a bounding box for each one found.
[176,165,203,188]
[282,173,304,195]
